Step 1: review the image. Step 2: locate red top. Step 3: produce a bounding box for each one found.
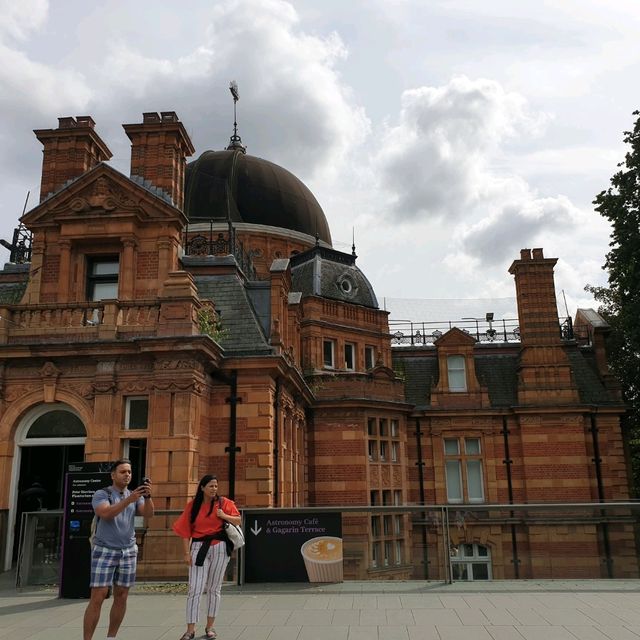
[172,496,240,541]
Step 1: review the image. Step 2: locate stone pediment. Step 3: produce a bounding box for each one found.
[433,326,476,347]
[22,163,185,227]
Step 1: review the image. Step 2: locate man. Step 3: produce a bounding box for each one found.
[83,459,154,640]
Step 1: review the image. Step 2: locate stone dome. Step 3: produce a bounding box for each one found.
[184,149,332,245]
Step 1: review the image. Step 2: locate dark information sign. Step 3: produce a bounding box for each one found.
[244,512,342,583]
[59,462,111,598]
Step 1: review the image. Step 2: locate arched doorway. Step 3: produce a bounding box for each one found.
[5,404,86,570]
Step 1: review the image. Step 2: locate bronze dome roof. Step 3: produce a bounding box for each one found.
[184,149,332,245]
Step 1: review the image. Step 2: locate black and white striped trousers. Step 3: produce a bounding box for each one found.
[186,540,229,623]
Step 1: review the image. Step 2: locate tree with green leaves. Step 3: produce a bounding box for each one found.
[587,109,640,495]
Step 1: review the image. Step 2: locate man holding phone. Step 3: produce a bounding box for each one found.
[83,459,154,640]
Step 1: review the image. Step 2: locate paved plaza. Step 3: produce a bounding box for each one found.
[1,578,640,640]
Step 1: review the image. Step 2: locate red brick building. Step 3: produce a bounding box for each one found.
[0,111,634,580]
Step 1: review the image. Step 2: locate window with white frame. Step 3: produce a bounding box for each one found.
[447,355,467,392]
[323,339,336,368]
[444,437,485,503]
[344,343,355,370]
[365,345,376,369]
[125,397,149,430]
[450,543,492,581]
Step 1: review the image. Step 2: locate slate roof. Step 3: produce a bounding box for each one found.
[193,274,273,356]
[0,281,27,304]
[397,353,520,409]
[566,348,617,404]
[290,245,378,309]
[474,354,519,407]
[394,354,439,409]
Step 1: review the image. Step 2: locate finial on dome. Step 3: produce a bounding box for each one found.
[227,80,246,153]
[352,227,357,257]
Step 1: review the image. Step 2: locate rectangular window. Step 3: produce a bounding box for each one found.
[444,437,485,503]
[382,490,391,505]
[465,437,481,455]
[395,540,402,565]
[390,420,399,437]
[323,340,335,368]
[370,490,378,505]
[466,460,484,502]
[371,517,380,537]
[383,515,391,535]
[365,345,376,369]
[379,419,388,436]
[445,460,463,502]
[367,418,377,436]
[391,441,398,462]
[384,541,391,566]
[394,515,402,534]
[125,397,149,430]
[444,438,460,455]
[368,440,377,461]
[372,542,380,568]
[447,355,467,392]
[344,343,355,370]
[87,256,119,301]
[394,490,402,505]
[379,441,387,461]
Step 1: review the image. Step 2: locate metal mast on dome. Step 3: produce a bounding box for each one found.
[227,80,246,153]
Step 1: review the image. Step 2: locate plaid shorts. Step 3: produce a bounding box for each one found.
[90,544,138,588]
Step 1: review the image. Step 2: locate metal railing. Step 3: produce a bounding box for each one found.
[388,316,579,347]
[183,220,258,280]
[138,501,640,585]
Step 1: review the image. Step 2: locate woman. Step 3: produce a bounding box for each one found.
[172,474,241,640]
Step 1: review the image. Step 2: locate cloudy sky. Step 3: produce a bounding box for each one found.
[0,0,638,321]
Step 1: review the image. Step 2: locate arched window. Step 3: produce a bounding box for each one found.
[450,543,491,580]
[26,410,86,439]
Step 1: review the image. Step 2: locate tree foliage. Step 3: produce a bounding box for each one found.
[588,110,640,494]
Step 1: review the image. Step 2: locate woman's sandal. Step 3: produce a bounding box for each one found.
[204,628,217,639]
[179,632,195,640]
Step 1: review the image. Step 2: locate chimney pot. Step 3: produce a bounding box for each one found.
[160,111,179,122]
[35,115,112,201]
[75,115,96,129]
[143,112,161,124]
[520,248,531,260]
[532,248,544,259]
[58,117,77,129]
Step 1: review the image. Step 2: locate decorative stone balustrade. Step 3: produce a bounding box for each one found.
[0,300,163,344]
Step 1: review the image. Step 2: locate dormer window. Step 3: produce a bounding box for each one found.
[447,355,467,392]
[87,256,119,301]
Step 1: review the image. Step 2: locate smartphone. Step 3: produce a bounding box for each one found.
[142,477,151,484]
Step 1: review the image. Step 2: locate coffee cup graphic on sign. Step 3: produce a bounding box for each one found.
[300,536,343,582]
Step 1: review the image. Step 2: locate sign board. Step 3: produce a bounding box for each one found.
[59,462,111,598]
[244,512,342,583]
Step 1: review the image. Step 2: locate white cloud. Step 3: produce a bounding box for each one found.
[93,0,369,182]
[373,75,548,220]
[0,0,48,41]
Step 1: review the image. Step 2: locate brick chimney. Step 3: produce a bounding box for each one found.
[34,116,113,202]
[122,112,195,210]
[509,248,578,405]
[508,247,562,345]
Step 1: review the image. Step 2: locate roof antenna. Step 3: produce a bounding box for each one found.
[352,227,356,257]
[226,80,246,153]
